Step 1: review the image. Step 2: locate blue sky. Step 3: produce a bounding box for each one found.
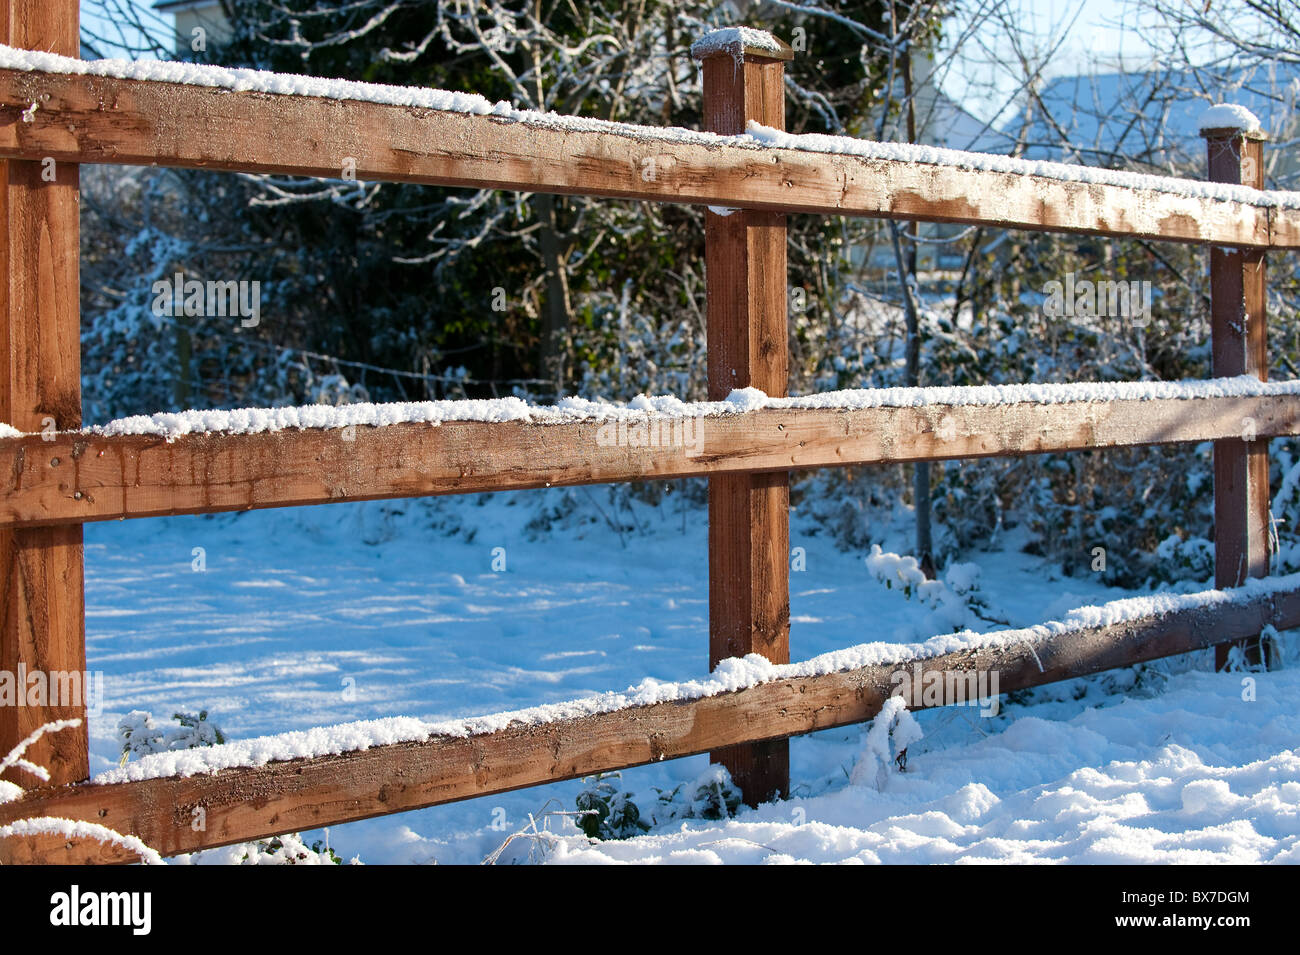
[938,0,1160,123]
[79,0,161,58]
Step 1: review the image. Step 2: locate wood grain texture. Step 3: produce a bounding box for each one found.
[4,584,1298,864]
[0,829,144,864]
[2,394,1299,528]
[0,0,87,789]
[0,68,1293,247]
[701,47,791,806]
[1207,132,1271,669]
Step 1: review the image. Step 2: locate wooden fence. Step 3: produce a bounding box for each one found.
[2,2,1300,862]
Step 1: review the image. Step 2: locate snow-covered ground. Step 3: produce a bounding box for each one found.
[79,490,1299,864]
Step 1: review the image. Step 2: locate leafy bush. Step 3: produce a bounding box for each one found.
[574,772,650,840]
[651,766,742,823]
[237,833,345,865]
[118,709,226,762]
[865,545,1003,634]
[574,766,744,841]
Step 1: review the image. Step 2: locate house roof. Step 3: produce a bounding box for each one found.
[914,88,1015,154]
[1011,65,1300,167]
[154,1,224,12]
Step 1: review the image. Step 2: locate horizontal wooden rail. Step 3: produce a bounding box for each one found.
[1,392,1297,528]
[0,68,1297,247]
[4,581,1298,863]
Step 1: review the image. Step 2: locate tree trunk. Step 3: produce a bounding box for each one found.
[899,47,933,577]
[174,315,192,408]
[535,193,571,397]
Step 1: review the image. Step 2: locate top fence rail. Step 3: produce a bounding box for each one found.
[1,44,1298,248]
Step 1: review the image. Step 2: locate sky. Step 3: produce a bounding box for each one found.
[79,1,162,59]
[936,0,1161,124]
[1009,0,1155,69]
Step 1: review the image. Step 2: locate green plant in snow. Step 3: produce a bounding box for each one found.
[574,772,650,840]
[651,765,742,822]
[118,709,226,763]
[574,766,745,840]
[237,833,345,865]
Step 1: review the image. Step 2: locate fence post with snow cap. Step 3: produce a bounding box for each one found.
[693,27,795,808]
[1202,106,1271,670]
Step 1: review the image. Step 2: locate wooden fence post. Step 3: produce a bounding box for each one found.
[0,0,88,787]
[1204,117,1270,670]
[692,29,794,806]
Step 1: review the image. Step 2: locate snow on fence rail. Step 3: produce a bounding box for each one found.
[0,6,1296,863]
[3,575,1298,862]
[1,43,1299,247]
[1,378,1299,528]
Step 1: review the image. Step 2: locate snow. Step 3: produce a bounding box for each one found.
[83,392,729,439]
[943,562,981,595]
[542,679,1300,863]
[1198,103,1264,135]
[2,375,1294,440]
[867,546,932,592]
[1,717,82,783]
[0,39,789,164]
[0,44,516,119]
[3,44,1298,211]
[745,121,1300,209]
[0,817,164,864]
[689,27,788,60]
[64,493,1300,864]
[0,41,722,146]
[93,398,538,439]
[175,831,358,865]
[91,568,1300,785]
[850,696,923,789]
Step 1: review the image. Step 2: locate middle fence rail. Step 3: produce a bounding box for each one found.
[0,24,1298,863]
[2,382,1300,527]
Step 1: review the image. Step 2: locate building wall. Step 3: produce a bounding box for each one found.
[169,3,233,53]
